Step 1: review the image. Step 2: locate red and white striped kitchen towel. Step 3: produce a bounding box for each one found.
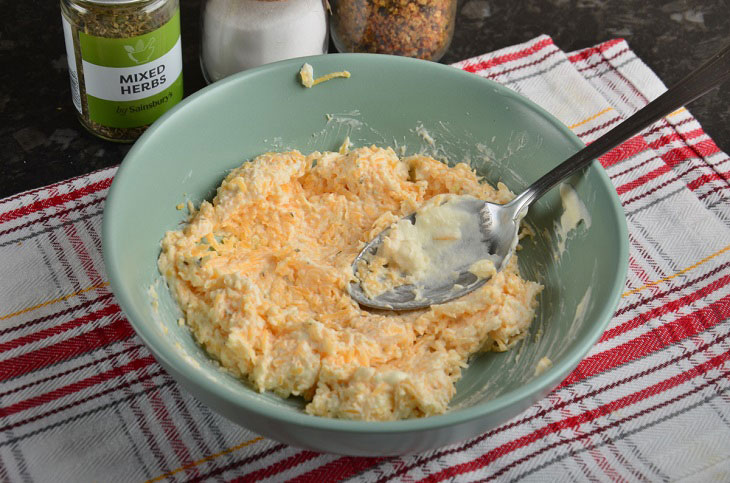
[1,35,729,482]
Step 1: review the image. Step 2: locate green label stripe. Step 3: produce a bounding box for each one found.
[79,9,180,68]
[87,73,183,128]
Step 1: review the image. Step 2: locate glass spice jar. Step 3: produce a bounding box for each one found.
[329,0,457,61]
[60,0,183,142]
[200,0,328,83]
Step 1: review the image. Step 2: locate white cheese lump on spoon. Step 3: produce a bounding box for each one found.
[357,194,500,300]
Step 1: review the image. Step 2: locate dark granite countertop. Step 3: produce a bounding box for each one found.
[1,0,728,199]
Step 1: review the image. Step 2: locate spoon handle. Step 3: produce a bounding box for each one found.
[512,42,730,211]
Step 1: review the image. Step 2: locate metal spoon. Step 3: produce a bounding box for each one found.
[350,43,730,311]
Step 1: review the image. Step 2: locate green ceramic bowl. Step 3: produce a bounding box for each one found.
[103,54,628,456]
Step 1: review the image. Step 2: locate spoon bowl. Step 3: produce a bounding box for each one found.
[349,194,525,310]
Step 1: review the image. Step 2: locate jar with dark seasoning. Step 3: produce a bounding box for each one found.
[60,0,183,142]
[329,0,457,61]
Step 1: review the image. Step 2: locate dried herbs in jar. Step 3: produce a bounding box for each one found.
[60,0,183,142]
[330,0,457,61]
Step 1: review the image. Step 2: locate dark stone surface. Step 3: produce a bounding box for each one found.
[1,0,728,199]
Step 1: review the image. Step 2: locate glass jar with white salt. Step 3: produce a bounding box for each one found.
[200,0,328,83]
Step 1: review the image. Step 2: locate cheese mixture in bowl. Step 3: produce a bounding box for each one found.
[158,145,543,421]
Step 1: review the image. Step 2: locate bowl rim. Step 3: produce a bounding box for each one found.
[103,52,629,434]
